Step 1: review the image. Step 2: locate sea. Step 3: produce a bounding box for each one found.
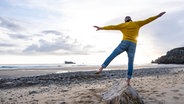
[0,64,75,70]
[1,63,184,71]
[1,63,184,78]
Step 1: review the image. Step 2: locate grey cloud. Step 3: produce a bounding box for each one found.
[145,10,184,49]
[42,30,62,35]
[178,42,184,47]
[23,34,93,55]
[0,26,95,55]
[23,39,75,52]
[8,33,28,39]
[0,43,15,47]
[83,45,94,50]
[150,13,183,37]
[0,17,22,31]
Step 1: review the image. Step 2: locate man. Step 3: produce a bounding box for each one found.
[94,11,166,85]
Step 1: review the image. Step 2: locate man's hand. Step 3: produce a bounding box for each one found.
[157,11,166,17]
[93,26,102,31]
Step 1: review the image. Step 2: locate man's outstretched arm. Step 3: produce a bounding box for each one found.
[136,11,166,27]
[94,24,122,31]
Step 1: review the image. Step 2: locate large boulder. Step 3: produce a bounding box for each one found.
[152,47,184,64]
[102,81,144,104]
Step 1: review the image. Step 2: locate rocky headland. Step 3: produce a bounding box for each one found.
[152,47,184,64]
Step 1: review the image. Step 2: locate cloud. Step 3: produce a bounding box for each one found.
[41,30,62,35]
[8,33,28,39]
[0,43,15,47]
[0,17,22,31]
[0,42,18,55]
[23,32,94,55]
[0,25,98,55]
[1,0,183,57]
[146,10,184,48]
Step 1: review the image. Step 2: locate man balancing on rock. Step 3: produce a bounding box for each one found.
[94,11,166,85]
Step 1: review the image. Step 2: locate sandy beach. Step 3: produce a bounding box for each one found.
[0,65,184,104]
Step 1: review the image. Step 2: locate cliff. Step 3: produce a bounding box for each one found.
[152,47,184,64]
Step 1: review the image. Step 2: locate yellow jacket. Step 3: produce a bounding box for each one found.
[102,16,159,43]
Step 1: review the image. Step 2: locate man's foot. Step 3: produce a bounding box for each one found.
[126,78,131,86]
[95,67,103,74]
[95,70,102,74]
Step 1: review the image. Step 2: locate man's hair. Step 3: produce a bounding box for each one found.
[125,16,132,22]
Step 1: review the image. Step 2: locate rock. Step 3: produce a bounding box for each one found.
[2,81,16,88]
[26,81,39,85]
[60,101,66,104]
[102,80,144,104]
[29,91,38,95]
[152,47,184,64]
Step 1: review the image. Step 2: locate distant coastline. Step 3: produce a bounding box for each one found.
[152,47,184,64]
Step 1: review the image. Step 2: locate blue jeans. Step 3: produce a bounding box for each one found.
[101,40,136,79]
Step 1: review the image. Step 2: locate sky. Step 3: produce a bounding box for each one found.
[0,0,184,65]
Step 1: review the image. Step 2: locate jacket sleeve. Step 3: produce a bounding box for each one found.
[102,24,122,30]
[136,16,158,27]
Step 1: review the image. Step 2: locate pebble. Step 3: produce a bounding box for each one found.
[0,67,184,89]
